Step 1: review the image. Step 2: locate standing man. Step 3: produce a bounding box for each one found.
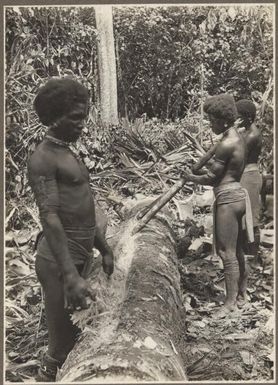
[236,99,263,258]
[182,94,253,317]
[28,78,114,381]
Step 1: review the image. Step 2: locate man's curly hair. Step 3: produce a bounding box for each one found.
[204,94,238,126]
[34,77,89,126]
[236,99,256,126]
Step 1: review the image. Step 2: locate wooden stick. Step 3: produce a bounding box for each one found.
[193,142,218,171]
[132,143,218,235]
[132,178,188,235]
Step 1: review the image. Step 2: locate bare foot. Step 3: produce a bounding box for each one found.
[237,293,248,309]
[212,304,239,319]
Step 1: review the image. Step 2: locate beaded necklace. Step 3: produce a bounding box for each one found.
[45,135,70,148]
[45,135,83,163]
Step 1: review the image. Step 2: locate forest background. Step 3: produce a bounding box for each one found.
[5,4,274,382]
[6,5,273,201]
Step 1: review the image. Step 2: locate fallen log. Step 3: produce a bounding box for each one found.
[132,178,192,235]
[57,199,187,382]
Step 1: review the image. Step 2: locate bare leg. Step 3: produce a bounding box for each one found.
[215,200,245,313]
[35,257,80,364]
[254,226,260,253]
[236,223,248,306]
[251,226,261,262]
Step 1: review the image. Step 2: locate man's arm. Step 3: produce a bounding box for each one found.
[94,205,114,276]
[28,154,92,309]
[94,227,114,277]
[183,141,232,186]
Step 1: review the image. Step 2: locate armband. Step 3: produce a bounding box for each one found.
[213,157,226,165]
[33,176,60,215]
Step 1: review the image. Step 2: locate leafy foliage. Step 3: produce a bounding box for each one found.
[5,5,273,203]
[4,6,274,382]
[5,7,98,200]
[114,5,273,119]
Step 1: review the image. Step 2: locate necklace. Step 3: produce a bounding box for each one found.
[45,135,70,148]
[45,135,85,164]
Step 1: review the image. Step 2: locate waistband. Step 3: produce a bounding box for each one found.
[63,226,95,232]
[64,226,95,240]
[213,181,241,195]
[243,163,259,173]
[36,234,94,264]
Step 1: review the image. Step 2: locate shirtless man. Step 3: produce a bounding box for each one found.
[27,78,114,381]
[182,94,253,316]
[236,99,263,258]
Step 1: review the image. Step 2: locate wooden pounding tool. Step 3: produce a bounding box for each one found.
[132,177,189,235]
[132,142,218,235]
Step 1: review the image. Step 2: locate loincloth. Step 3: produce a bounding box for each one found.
[36,227,95,278]
[240,163,262,227]
[213,182,254,256]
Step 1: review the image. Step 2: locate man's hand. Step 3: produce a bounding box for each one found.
[191,164,207,175]
[192,163,205,175]
[181,169,193,181]
[64,273,94,311]
[191,164,198,174]
[102,248,114,277]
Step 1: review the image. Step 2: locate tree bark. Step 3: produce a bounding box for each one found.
[57,200,187,382]
[95,5,118,125]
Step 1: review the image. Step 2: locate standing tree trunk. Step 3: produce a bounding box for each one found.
[57,200,187,382]
[95,5,118,125]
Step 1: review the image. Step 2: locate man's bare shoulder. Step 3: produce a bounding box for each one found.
[248,124,262,139]
[217,134,238,153]
[245,124,262,146]
[213,133,242,163]
[28,142,57,176]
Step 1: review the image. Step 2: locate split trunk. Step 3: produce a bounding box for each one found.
[57,200,187,382]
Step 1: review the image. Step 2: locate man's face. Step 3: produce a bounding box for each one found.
[209,114,225,135]
[237,114,249,128]
[55,102,88,142]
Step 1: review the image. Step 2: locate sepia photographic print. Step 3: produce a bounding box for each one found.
[4,2,275,384]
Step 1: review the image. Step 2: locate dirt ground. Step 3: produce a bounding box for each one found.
[179,247,274,381]
[5,193,274,382]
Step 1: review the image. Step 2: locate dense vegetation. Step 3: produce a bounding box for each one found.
[5,6,274,382]
[5,5,273,202]
[114,6,273,119]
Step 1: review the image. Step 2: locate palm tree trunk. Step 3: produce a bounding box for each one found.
[57,200,187,382]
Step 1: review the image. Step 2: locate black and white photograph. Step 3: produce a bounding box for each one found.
[4,2,275,383]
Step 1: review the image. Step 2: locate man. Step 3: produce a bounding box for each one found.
[236,99,263,258]
[182,94,253,317]
[27,78,114,381]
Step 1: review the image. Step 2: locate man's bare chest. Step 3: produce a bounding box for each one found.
[56,152,89,186]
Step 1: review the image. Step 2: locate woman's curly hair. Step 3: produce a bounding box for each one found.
[204,94,238,126]
[34,77,89,126]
